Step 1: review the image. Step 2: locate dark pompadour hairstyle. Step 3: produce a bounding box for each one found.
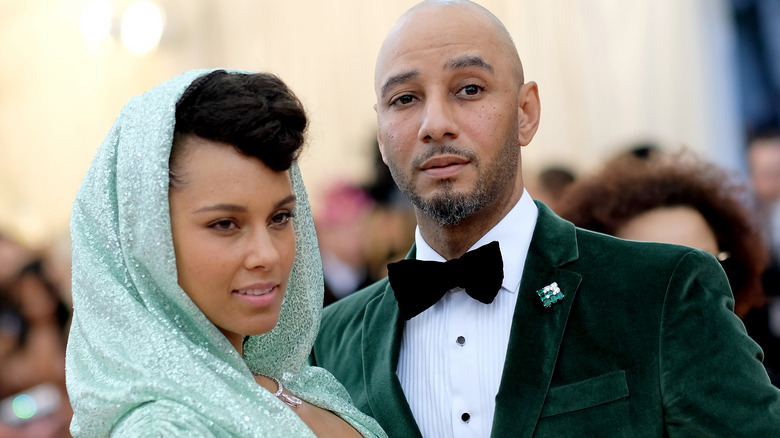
[171,70,307,176]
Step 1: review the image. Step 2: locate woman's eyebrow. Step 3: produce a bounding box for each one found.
[274,194,297,209]
[194,204,246,214]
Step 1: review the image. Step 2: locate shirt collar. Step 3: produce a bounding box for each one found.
[414,189,538,294]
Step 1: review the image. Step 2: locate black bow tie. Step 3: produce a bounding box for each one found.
[388,241,504,320]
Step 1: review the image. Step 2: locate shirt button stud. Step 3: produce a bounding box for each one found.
[456,336,466,346]
[461,412,470,422]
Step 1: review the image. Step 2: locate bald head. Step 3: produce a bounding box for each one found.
[375,0,524,95]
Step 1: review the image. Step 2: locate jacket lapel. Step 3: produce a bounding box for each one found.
[492,202,582,438]
[362,270,423,438]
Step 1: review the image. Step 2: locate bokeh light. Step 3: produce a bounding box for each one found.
[120,0,165,55]
[78,0,113,47]
[11,394,37,420]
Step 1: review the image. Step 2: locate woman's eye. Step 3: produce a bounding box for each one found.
[271,212,293,226]
[208,219,237,232]
[459,84,483,96]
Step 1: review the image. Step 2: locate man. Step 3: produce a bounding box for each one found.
[312,1,780,436]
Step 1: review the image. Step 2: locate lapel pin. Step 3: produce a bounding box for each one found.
[537,282,563,308]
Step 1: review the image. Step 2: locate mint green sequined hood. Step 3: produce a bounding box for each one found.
[66,69,385,437]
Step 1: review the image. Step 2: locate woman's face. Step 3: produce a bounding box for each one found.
[168,136,296,353]
[615,206,719,256]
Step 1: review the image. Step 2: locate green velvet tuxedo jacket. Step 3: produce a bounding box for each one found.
[312,203,780,437]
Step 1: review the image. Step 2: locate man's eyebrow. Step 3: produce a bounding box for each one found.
[380,71,419,99]
[445,55,494,74]
[379,56,493,99]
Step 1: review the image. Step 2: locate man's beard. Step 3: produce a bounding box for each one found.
[387,134,519,226]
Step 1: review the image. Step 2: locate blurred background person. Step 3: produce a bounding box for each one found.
[315,143,416,306]
[525,165,576,215]
[558,150,778,385]
[359,143,416,290]
[747,129,780,271]
[730,0,780,136]
[0,235,72,437]
[0,234,33,290]
[315,182,376,306]
[360,203,416,289]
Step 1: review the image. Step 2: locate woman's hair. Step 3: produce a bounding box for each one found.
[170,70,307,182]
[558,151,768,315]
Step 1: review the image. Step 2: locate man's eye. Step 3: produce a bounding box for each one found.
[459,84,483,96]
[391,94,415,106]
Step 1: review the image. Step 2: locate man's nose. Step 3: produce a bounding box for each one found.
[418,95,459,143]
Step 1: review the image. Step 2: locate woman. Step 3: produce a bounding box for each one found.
[66,69,386,437]
[558,151,768,318]
[557,151,777,384]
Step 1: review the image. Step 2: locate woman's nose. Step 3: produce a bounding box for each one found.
[243,230,280,270]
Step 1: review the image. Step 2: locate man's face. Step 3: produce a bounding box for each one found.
[374,4,534,226]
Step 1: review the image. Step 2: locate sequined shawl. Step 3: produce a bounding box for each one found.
[66,69,386,437]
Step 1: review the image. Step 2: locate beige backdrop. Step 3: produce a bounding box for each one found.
[0,0,741,247]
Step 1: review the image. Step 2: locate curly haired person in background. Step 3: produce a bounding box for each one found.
[558,150,778,385]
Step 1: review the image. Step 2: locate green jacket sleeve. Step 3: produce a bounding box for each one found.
[660,250,780,435]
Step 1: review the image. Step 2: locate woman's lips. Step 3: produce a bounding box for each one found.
[235,287,274,296]
[233,284,279,306]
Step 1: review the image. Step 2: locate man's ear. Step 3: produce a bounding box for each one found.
[517,81,541,146]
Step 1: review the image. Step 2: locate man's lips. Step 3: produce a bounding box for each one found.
[420,155,469,178]
[421,155,468,170]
